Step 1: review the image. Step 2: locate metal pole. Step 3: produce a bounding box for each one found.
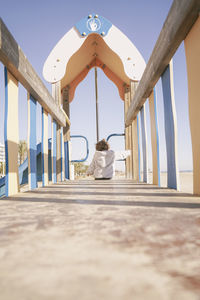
[95,67,99,142]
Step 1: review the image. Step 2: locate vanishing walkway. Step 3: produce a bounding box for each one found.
[0,180,200,299]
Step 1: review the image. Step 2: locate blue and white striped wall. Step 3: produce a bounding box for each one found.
[3,68,66,196]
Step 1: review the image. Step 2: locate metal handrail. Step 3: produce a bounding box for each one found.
[106,133,125,161]
[70,135,89,163]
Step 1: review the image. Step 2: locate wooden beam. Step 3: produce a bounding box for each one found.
[0,18,68,127]
[184,16,200,194]
[140,105,149,183]
[4,68,19,196]
[125,0,200,126]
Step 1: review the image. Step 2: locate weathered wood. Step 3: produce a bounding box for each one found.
[130,81,139,181]
[51,118,57,184]
[140,105,148,183]
[0,18,68,127]
[149,89,160,186]
[42,108,49,187]
[184,16,200,194]
[62,86,70,142]
[125,0,200,126]
[124,85,131,179]
[4,68,19,196]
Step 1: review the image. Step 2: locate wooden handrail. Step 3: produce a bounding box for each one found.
[0,18,70,127]
[125,0,200,126]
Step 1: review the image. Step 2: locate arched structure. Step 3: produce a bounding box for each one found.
[43,14,145,101]
[43,14,146,179]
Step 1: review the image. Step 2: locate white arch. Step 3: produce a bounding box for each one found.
[43,16,146,85]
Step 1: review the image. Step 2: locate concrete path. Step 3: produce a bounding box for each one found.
[0,180,200,300]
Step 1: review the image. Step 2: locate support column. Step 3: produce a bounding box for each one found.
[124,85,132,179]
[4,68,19,196]
[63,86,70,180]
[56,124,62,182]
[161,60,179,190]
[184,16,200,195]
[52,81,62,182]
[51,118,57,183]
[42,108,49,186]
[27,93,37,190]
[140,104,149,183]
[137,114,141,181]
[60,127,65,181]
[149,88,161,186]
[130,81,139,181]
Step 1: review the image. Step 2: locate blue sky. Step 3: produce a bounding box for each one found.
[0,0,193,171]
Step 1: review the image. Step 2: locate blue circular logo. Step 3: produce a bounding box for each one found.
[87,18,101,32]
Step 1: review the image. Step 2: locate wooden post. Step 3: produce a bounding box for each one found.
[42,108,49,186]
[52,82,62,182]
[95,67,99,142]
[124,85,132,179]
[140,104,149,183]
[62,86,70,180]
[4,68,19,196]
[161,60,180,190]
[51,118,57,183]
[184,16,200,194]
[149,88,161,186]
[137,114,141,181]
[130,81,139,181]
[60,127,65,181]
[27,93,37,190]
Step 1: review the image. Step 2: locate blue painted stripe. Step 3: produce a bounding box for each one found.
[161,64,178,189]
[60,128,63,181]
[52,119,57,183]
[140,106,148,182]
[137,114,141,181]
[153,88,161,186]
[42,107,45,186]
[4,67,9,197]
[64,141,70,180]
[29,95,37,189]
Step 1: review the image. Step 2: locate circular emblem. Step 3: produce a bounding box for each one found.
[87,17,101,32]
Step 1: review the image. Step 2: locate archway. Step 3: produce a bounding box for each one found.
[43,14,146,180]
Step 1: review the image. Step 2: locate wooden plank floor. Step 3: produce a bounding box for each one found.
[0,180,200,299]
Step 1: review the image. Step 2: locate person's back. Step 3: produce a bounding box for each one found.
[86,139,130,180]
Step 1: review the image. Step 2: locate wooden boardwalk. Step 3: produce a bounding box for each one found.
[0,180,200,299]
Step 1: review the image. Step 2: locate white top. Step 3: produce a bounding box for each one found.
[86,150,130,179]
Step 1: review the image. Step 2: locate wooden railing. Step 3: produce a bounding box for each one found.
[125,0,200,194]
[0,18,70,196]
